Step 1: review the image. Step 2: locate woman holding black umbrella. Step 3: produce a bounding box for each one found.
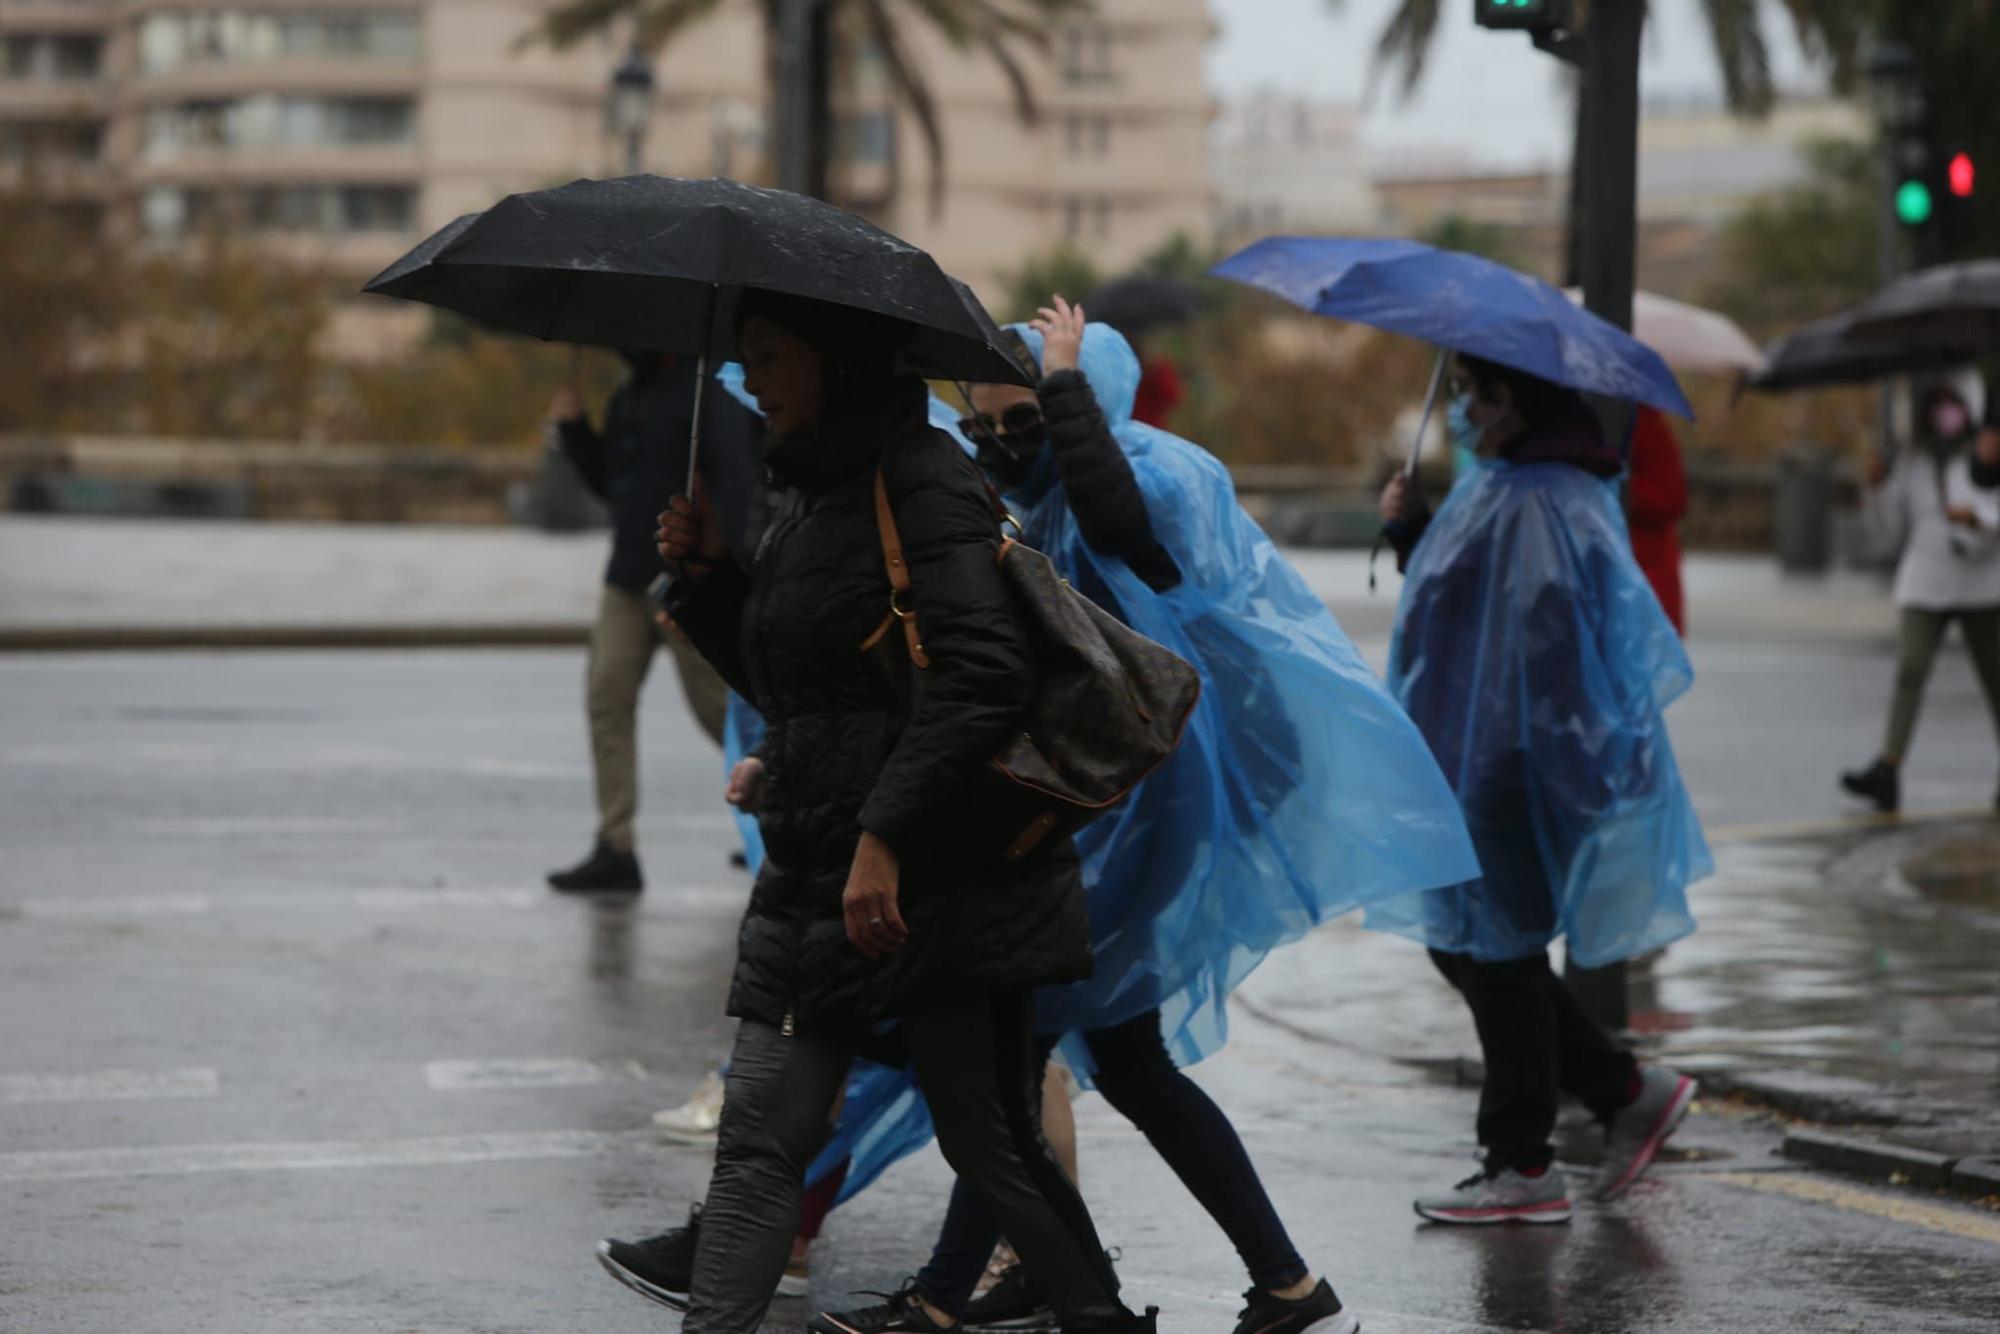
[622,289,1150,1334]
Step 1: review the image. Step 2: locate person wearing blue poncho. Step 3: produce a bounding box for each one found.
[1374,354,1711,1227]
[801,300,1477,1334]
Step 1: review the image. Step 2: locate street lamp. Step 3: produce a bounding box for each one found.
[605,48,656,175]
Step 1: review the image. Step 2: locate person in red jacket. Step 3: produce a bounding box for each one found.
[1131,348,1184,429]
[1627,406,1689,635]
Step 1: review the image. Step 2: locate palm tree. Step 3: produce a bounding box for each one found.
[522,0,1088,209]
[1328,0,1867,114]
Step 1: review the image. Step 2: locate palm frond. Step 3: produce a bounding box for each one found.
[860,0,951,217]
[1699,0,1775,116]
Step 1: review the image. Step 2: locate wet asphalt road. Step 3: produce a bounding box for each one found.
[4,647,2000,1333]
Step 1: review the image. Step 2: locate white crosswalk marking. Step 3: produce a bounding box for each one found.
[0,1067,219,1104]
[19,894,212,918]
[423,1058,646,1092]
[0,1127,663,1184]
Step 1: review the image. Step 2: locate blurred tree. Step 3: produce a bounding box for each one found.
[1707,137,1878,331]
[522,0,1086,211]
[1001,247,1100,322]
[1419,213,1518,265]
[0,178,125,433]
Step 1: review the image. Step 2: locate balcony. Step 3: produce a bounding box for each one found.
[124,57,423,105]
[0,78,111,118]
[131,143,421,187]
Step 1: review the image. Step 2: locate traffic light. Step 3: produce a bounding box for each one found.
[1892,127,1933,233]
[1948,151,1975,200]
[1941,150,1978,254]
[1896,178,1935,227]
[1473,0,1570,31]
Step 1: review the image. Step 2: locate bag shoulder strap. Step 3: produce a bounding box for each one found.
[860,449,1021,669]
[864,468,931,669]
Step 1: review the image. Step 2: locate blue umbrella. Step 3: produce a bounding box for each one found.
[1211,236,1694,419]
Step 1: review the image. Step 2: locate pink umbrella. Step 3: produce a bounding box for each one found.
[1565,289,1767,377]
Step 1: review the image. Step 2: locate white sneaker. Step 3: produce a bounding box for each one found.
[1596,1067,1697,1201]
[653,1071,726,1142]
[1414,1165,1572,1225]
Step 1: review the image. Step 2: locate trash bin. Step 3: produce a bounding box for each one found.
[1775,443,1834,574]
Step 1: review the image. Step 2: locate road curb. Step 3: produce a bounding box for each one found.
[0,624,590,651]
[1782,1130,1956,1189]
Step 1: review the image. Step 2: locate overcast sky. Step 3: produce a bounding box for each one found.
[1208,0,1832,170]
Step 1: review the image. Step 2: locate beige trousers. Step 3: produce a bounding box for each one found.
[587,582,729,852]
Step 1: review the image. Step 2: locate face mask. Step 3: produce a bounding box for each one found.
[976,425,1047,488]
[1447,392,1483,454]
[1932,404,1970,439]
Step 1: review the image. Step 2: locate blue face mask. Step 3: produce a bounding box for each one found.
[1447,392,1483,455]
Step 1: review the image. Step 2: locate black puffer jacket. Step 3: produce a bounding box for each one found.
[1037,369,1182,594]
[669,376,1091,1037]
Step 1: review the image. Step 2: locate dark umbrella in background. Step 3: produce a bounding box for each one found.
[1847,260,2000,352]
[1746,309,1978,393]
[365,175,1030,494]
[1082,275,1207,340]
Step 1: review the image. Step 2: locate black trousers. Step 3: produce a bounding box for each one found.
[1429,949,1638,1173]
[914,1009,1307,1314]
[685,995,1127,1334]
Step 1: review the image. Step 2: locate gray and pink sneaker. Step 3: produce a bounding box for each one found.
[1413,1165,1572,1225]
[1596,1067,1698,1202]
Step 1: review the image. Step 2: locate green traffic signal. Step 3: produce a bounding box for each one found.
[1896,179,1935,226]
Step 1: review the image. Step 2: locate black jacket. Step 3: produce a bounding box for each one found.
[1037,370,1182,594]
[668,376,1091,1036]
[560,358,761,590]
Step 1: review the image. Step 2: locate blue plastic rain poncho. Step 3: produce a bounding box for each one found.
[803,324,1478,1201]
[1364,457,1710,966]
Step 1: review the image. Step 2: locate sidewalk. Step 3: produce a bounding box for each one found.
[1,514,1899,649]
[1235,817,2000,1196]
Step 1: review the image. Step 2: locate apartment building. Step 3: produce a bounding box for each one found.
[0,1,1214,306]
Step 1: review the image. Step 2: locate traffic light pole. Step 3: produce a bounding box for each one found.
[1876,133,1904,464]
[1566,0,1643,1036]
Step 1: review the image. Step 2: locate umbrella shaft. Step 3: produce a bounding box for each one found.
[687,355,708,499]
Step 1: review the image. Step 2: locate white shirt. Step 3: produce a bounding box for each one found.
[1865,447,2000,610]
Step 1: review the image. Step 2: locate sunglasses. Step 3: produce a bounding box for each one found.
[958,403,1046,441]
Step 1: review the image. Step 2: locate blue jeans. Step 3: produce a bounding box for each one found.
[914,1008,1307,1313]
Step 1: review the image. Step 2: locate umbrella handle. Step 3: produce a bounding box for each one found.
[1405,348,1450,483]
[687,282,719,499]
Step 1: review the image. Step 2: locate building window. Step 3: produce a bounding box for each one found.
[0,120,103,165]
[141,183,416,237]
[1061,26,1113,85]
[3,34,105,82]
[842,111,894,167]
[1063,197,1111,242]
[144,96,417,159]
[139,9,422,75]
[1063,114,1110,158]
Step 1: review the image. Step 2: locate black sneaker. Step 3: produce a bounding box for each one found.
[1839,760,1900,814]
[549,839,644,893]
[809,1282,952,1334]
[595,1207,697,1311]
[1231,1281,1357,1334]
[961,1263,1055,1331]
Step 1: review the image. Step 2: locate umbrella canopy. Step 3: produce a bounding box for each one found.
[1563,288,1766,376]
[364,175,1030,386]
[1212,236,1694,418]
[1747,309,1977,392]
[1082,275,1206,338]
[1847,260,2000,352]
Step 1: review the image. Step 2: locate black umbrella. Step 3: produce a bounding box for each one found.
[1847,260,2000,351]
[363,176,1028,384]
[1081,275,1206,338]
[1747,309,1977,392]
[365,175,1028,495]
